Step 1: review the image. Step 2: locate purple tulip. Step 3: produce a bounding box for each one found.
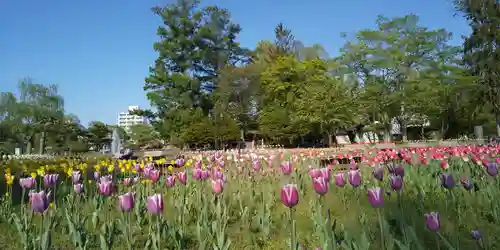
[175,158,185,167]
[72,170,82,184]
[93,171,100,181]
[252,160,261,171]
[43,174,59,187]
[281,161,293,176]
[486,162,498,177]
[74,183,84,195]
[425,212,440,231]
[100,175,112,183]
[389,175,403,191]
[213,168,224,180]
[440,174,455,189]
[372,167,384,181]
[165,175,175,187]
[29,191,49,213]
[334,172,346,187]
[98,179,113,196]
[149,169,161,183]
[460,178,473,191]
[281,184,299,208]
[201,170,210,180]
[195,160,202,169]
[312,177,329,196]
[192,168,202,180]
[471,230,482,240]
[118,192,135,212]
[147,194,164,214]
[19,177,36,189]
[388,163,405,178]
[367,187,384,208]
[320,167,331,181]
[348,170,361,187]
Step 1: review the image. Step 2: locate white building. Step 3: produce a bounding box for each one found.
[117,106,147,131]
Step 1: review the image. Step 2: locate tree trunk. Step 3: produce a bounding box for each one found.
[26,140,32,154]
[401,122,408,142]
[384,125,391,143]
[240,129,245,142]
[327,132,333,147]
[39,131,45,154]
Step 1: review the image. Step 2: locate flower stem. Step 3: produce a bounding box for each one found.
[289,208,296,250]
[377,209,384,249]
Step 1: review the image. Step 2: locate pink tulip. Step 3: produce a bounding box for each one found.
[123,178,133,186]
[367,187,384,208]
[147,194,164,214]
[165,175,175,187]
[211,179,224,194]
[19,177,36,189]
[192,168,202,180]
[252,160,261,171]
[118,192,135,212]
[281,184,299,208]
[98,179,113,196]
[281,161,293,176]
[195,160,202,169]
[334,172,346,187]
[177,172,187,185]
[149,169,161,183]
[312,177,328,196]
[309,168,321,178]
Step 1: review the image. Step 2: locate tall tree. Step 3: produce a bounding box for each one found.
[341,15,457,141]
[87,121,111,151]
[455,0,500,135]
[144,0,248,146]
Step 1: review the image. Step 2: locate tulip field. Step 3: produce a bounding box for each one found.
[0,145,499,250]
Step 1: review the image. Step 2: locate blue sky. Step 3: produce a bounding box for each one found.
[0,0,469,126]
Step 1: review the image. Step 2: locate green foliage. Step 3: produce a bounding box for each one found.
[128,124,158,148]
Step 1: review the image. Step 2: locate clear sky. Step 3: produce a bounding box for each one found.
[0,0,469,126]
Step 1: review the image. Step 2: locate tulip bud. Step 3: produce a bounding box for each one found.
[118,192,135,212]
[211,179,224,194]
[147,194,164,214]
[348,170,361,187]
[281,184,299,208]
[74,183,84,195]
[389,175,403,191]
[312,177,328,196]
[334,172,346,187]
[424,212,440,231]
[29,191,49,213]
[367,187,384,208]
